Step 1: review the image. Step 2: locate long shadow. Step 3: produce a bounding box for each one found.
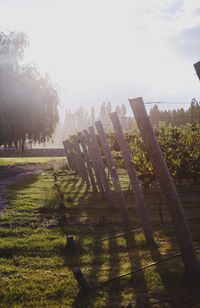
[56,169,107,306]
[149,183,200,307]
[57,168,142,306]
[0,174,45,258]
[149,224,200,307]
[125,234,151,307]
[63,175,81,200]
[72,230,105,307]
[5,174,40,198]
[106,235,123,307]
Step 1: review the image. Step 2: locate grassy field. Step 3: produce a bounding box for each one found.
[0,157,65,166]
[0,165,200,307]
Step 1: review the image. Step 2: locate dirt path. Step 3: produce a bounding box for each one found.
[0,162,61,210]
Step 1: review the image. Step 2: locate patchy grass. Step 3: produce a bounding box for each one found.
[0,157,65,167]
[0,167,200,307]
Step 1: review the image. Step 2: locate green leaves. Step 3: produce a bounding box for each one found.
[108,123,200,187]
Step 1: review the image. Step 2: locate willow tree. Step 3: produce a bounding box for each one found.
[0,31,59,152]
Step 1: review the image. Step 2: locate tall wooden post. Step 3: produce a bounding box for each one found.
[83,129,105,196]
[67,140,79,175]
[194,61,200,80]
[63,140,73,170]
[129,97,200,276]
[72,135,90,189]
[88,126,115,209]
[110,112,155,244]
[64,140,77,172]
[78,132,98,192]
[95,121,130,225]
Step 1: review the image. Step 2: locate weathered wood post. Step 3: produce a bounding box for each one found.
[194,61,200,80]
[72,135,90,189]
[63,140,73,170]
[78,132,98,192]
[64,140,77,172]
[88,126,115,209]
[129,97,200,276]
[95,121,130,225]
[73,267,91,291]
[110,112,155,244]
[66,235,75,249]
[83,129,105,196]
[65,140,78,173]
[69,137,84,179]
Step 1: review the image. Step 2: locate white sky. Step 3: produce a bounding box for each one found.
[0,0,200,115]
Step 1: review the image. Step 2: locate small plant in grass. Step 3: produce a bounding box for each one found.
[42,189,61,211]
[44,165,54,172]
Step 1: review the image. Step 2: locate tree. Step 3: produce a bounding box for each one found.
[99,102,106,122]
[63,106,91,138]
[91,106,95,126]
[0,31,59,152]
[121,104,127,117]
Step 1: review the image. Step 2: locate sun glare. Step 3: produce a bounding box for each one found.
[0,0,199,109]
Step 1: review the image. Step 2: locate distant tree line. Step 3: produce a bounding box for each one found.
[149,98,200,127]
[57,99,200,146]
[62,102,134,139]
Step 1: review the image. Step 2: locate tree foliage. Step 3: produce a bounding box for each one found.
[0,31,59,151]
[63,102,132,139]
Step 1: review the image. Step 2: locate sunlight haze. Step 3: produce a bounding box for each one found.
[0,0,200,114]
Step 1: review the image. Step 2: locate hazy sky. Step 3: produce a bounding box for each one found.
[0,0,200,114]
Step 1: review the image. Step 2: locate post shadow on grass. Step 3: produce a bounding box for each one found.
[63,175,81,201]
[124,233,151,308]
[72,229,105,307]
[0,174,43,258]
[150,225,200,307]
[105,235,123,307]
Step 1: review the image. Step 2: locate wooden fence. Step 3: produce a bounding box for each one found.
[63,97,200,276]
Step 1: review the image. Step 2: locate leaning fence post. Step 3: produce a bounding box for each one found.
[83,129,105,196]
[78,132,98,192]
[64,140,77,172]
[72,135,90,189]
[67,140,79,174]
[194,61,200,80]
[63,140,73,170]
[95,121,130,225]
[129,96,200,276]
[73,267,91,291]
[88,126,115,209]
[110,112,155,244]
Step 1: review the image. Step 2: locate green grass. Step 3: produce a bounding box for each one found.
[0,167,200,307]
[0,157,65,166]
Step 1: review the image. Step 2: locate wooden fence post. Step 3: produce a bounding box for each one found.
[95,121,130,225]
[63,140,73,170]
[78,132,98,192]
[194,61,200,80]
[72,135,90,189]
[67,140,79,174]
[83,129,105,196]
[63,140,77,172]
[129,97,200,276]
[88,126,115,209]
[110,112,155,244]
